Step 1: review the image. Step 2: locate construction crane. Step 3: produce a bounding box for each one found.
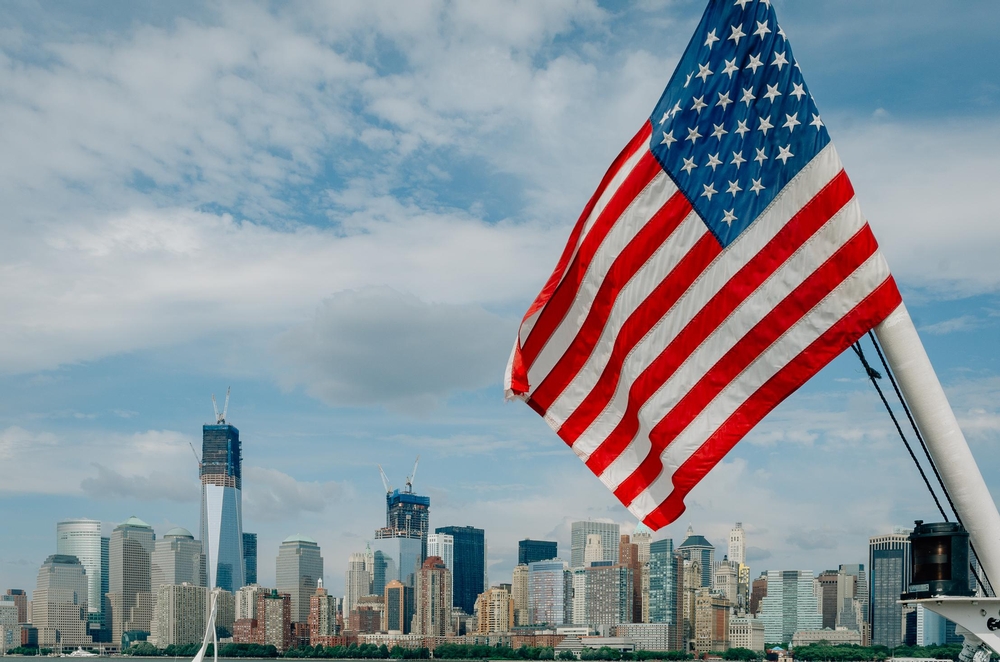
[211,386,231,425]
[377,464,393,494]
[404,456,419,493]
[188,442,201,470]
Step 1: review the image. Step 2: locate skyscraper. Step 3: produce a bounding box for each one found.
[243,533,257,586]
[151,528,206,590]
[34,554,92,647]
[4,590,27,624]
[586,564,633,626]
[570,521,620,568]
[619,535,642,623]
[677,526,715,588]
[413,557,452,636]
[377,488,430,558]
[309,580,339,642]
[584,534,604,566]
[527,559,568,625]
[758,570,822,644]
[476,586,514,634]
[427,533,454,606]
[518,540,557,565]
[107,516,156,644]
[648,539,676,627]
[56,519,103,636]
[434,526,485,615]
[511,564,529,626]
[728,523,746,566]
[344,552,371,617]
[372,537,422,593]
[200,418,245,593]
[150,583,206,648]
[383,580,414,634]
[869,532,910,647]
[276,535,324,624]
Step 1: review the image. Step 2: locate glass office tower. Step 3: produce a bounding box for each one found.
[200,424,244,592]
[56,519,104,636]
[435,526,485,615]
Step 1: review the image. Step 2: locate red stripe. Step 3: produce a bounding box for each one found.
[562,169,854,449]
[519,150,662,374]
[529,191,693,412]
[611,222,882,502]
[508,121,653,395]
[641,276,902,530]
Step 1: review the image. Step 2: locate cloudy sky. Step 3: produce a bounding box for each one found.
[2,0,999,598]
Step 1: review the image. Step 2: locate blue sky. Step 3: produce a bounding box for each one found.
[1,0,999,598]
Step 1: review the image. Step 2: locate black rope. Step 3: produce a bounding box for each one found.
[851,341,950,521]
[865,331,994,597]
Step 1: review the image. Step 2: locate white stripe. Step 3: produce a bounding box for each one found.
[624,251,893,520]
[527,172,680,394]
[517,140,649,347]
[596,196,866,490]
[563,142,844,455]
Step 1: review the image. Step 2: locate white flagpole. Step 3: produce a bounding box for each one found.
[875,302,1000,588]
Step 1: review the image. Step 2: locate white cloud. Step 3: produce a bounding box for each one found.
[242,466,346,522]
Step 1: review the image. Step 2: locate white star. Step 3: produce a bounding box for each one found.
[722,58,739,78]
[763,83,782,103]
[729,24,746,46]
[734,0,752,8]
[701,182,718,201]
[704,29,720,50]
[778,25,786,39]
[754,147,768,165]
[790,83,806,100]
[706,152,722,170]
[686,126,703,144]
[746,53,763,74]
[711,123,728,140]
[754,20,771,39]
[810,113,824,129]
[681,157,698,174]
[758,115,774,135]
[750,178,765,195]
[685,72,693,88]
[734,119,750,137]
[696,62,713,83]
[731,151,746,169]
[740,87,756,106]
[660,130,677,148]
[726,180,742,197]
[776,144,794,164]
[783,113,801,132]
[716,91,733,110]
[659,111,669,125]
[691,96,708,113]
[670,101,683,117]
[722,209,738,226]
[772,51,789,71]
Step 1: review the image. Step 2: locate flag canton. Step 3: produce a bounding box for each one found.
[649,0,831,248]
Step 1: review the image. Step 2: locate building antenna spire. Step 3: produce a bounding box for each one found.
[212,387,231,424]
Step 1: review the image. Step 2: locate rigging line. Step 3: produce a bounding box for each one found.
[866,330,994,597]
[851,341,949,522]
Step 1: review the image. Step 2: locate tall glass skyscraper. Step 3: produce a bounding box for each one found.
[200,423,244,592]
[243,533,257,585]
[570,521,620,568]
[648,539,676,626]
[677,526,715,588]
[869,532,910,647]
[758,570,822,643]
[377,490,431,559]
[435,526,485,616]
[276,535,324,623]
[56,519,103,634]
[527,559,568,625]
[518,539,557,565]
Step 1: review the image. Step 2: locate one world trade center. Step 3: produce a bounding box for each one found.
[200,397,245,592]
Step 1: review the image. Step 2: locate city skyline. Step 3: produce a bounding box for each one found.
[2,0,999,621]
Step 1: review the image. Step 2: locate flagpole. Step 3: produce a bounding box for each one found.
[874,302,1000,588]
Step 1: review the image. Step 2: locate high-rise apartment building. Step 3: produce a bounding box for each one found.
[427,533,454,605]
[344,552,371,617]
[150,583,206,647]
[570,521,620,568]
[255,590,291,652]
[648,539,676,629]
[434,526,485,616]
[750,573,767,615]
[107,516,156,644]
[309,580,339,641]
[758,570,822,644]
[677,527,715,588]
[236,584,268,622]
[728,523,746,566]
[383,580,414,634]
[586,564,633,626]
[518,540,558,565]
[5,589,28,624]
[151,528,206,591]
[527,559,568,626]
[694,590,730,653]
[619,535,642,623]
[476,586,514,634]
[511,564,529,627]
[200,420,245,593]
[275,535,324,624]
[0,600,18,652]
[413,557,452,636]
[869,532,910,647]
[569,567,587,626]
[584,534,603,567]
[632,526,653,563]
[56,519,103,636]
[33,554,91,647]
[242,533,257,586]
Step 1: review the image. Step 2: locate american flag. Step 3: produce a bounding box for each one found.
[505,0,902,529]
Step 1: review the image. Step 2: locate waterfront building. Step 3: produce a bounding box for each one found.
[475,586,514,634]
[816,570,839,630]
[648,539,676,631]
[694,590,730,654]
[413,556,452,636]
[586,564,633,626]
[236,584,268,621]
[309,580,339,641]
[33,554,91,647]
[511,564,529,626]
[427,533,454,605]
[200,421,245,592]
[150,583,205,647]
[372,537,422,592]
[571,521,620,568]
[519,540,558,565]
[243,533,257,585]
[348,595,384,634]
[434,526,485,615]
[792,627,862,647]
[729,615,765,652]
[56,519,103,637]
[255,590,291,652]
[344,552,371,617]
[869,532,910,647]
[0,600,17,653]
[527,559,568,625]
[613,623,672,651]
[215,589,236,637]
[276,535,324,624]
[151,527,206,591]
[839,563,868,630]
[677,527,715,588]
[107,515,155,645]
[4,590,27,624]
[570,567,587,625]
[383,580,413,634]
[758,570,822,644]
